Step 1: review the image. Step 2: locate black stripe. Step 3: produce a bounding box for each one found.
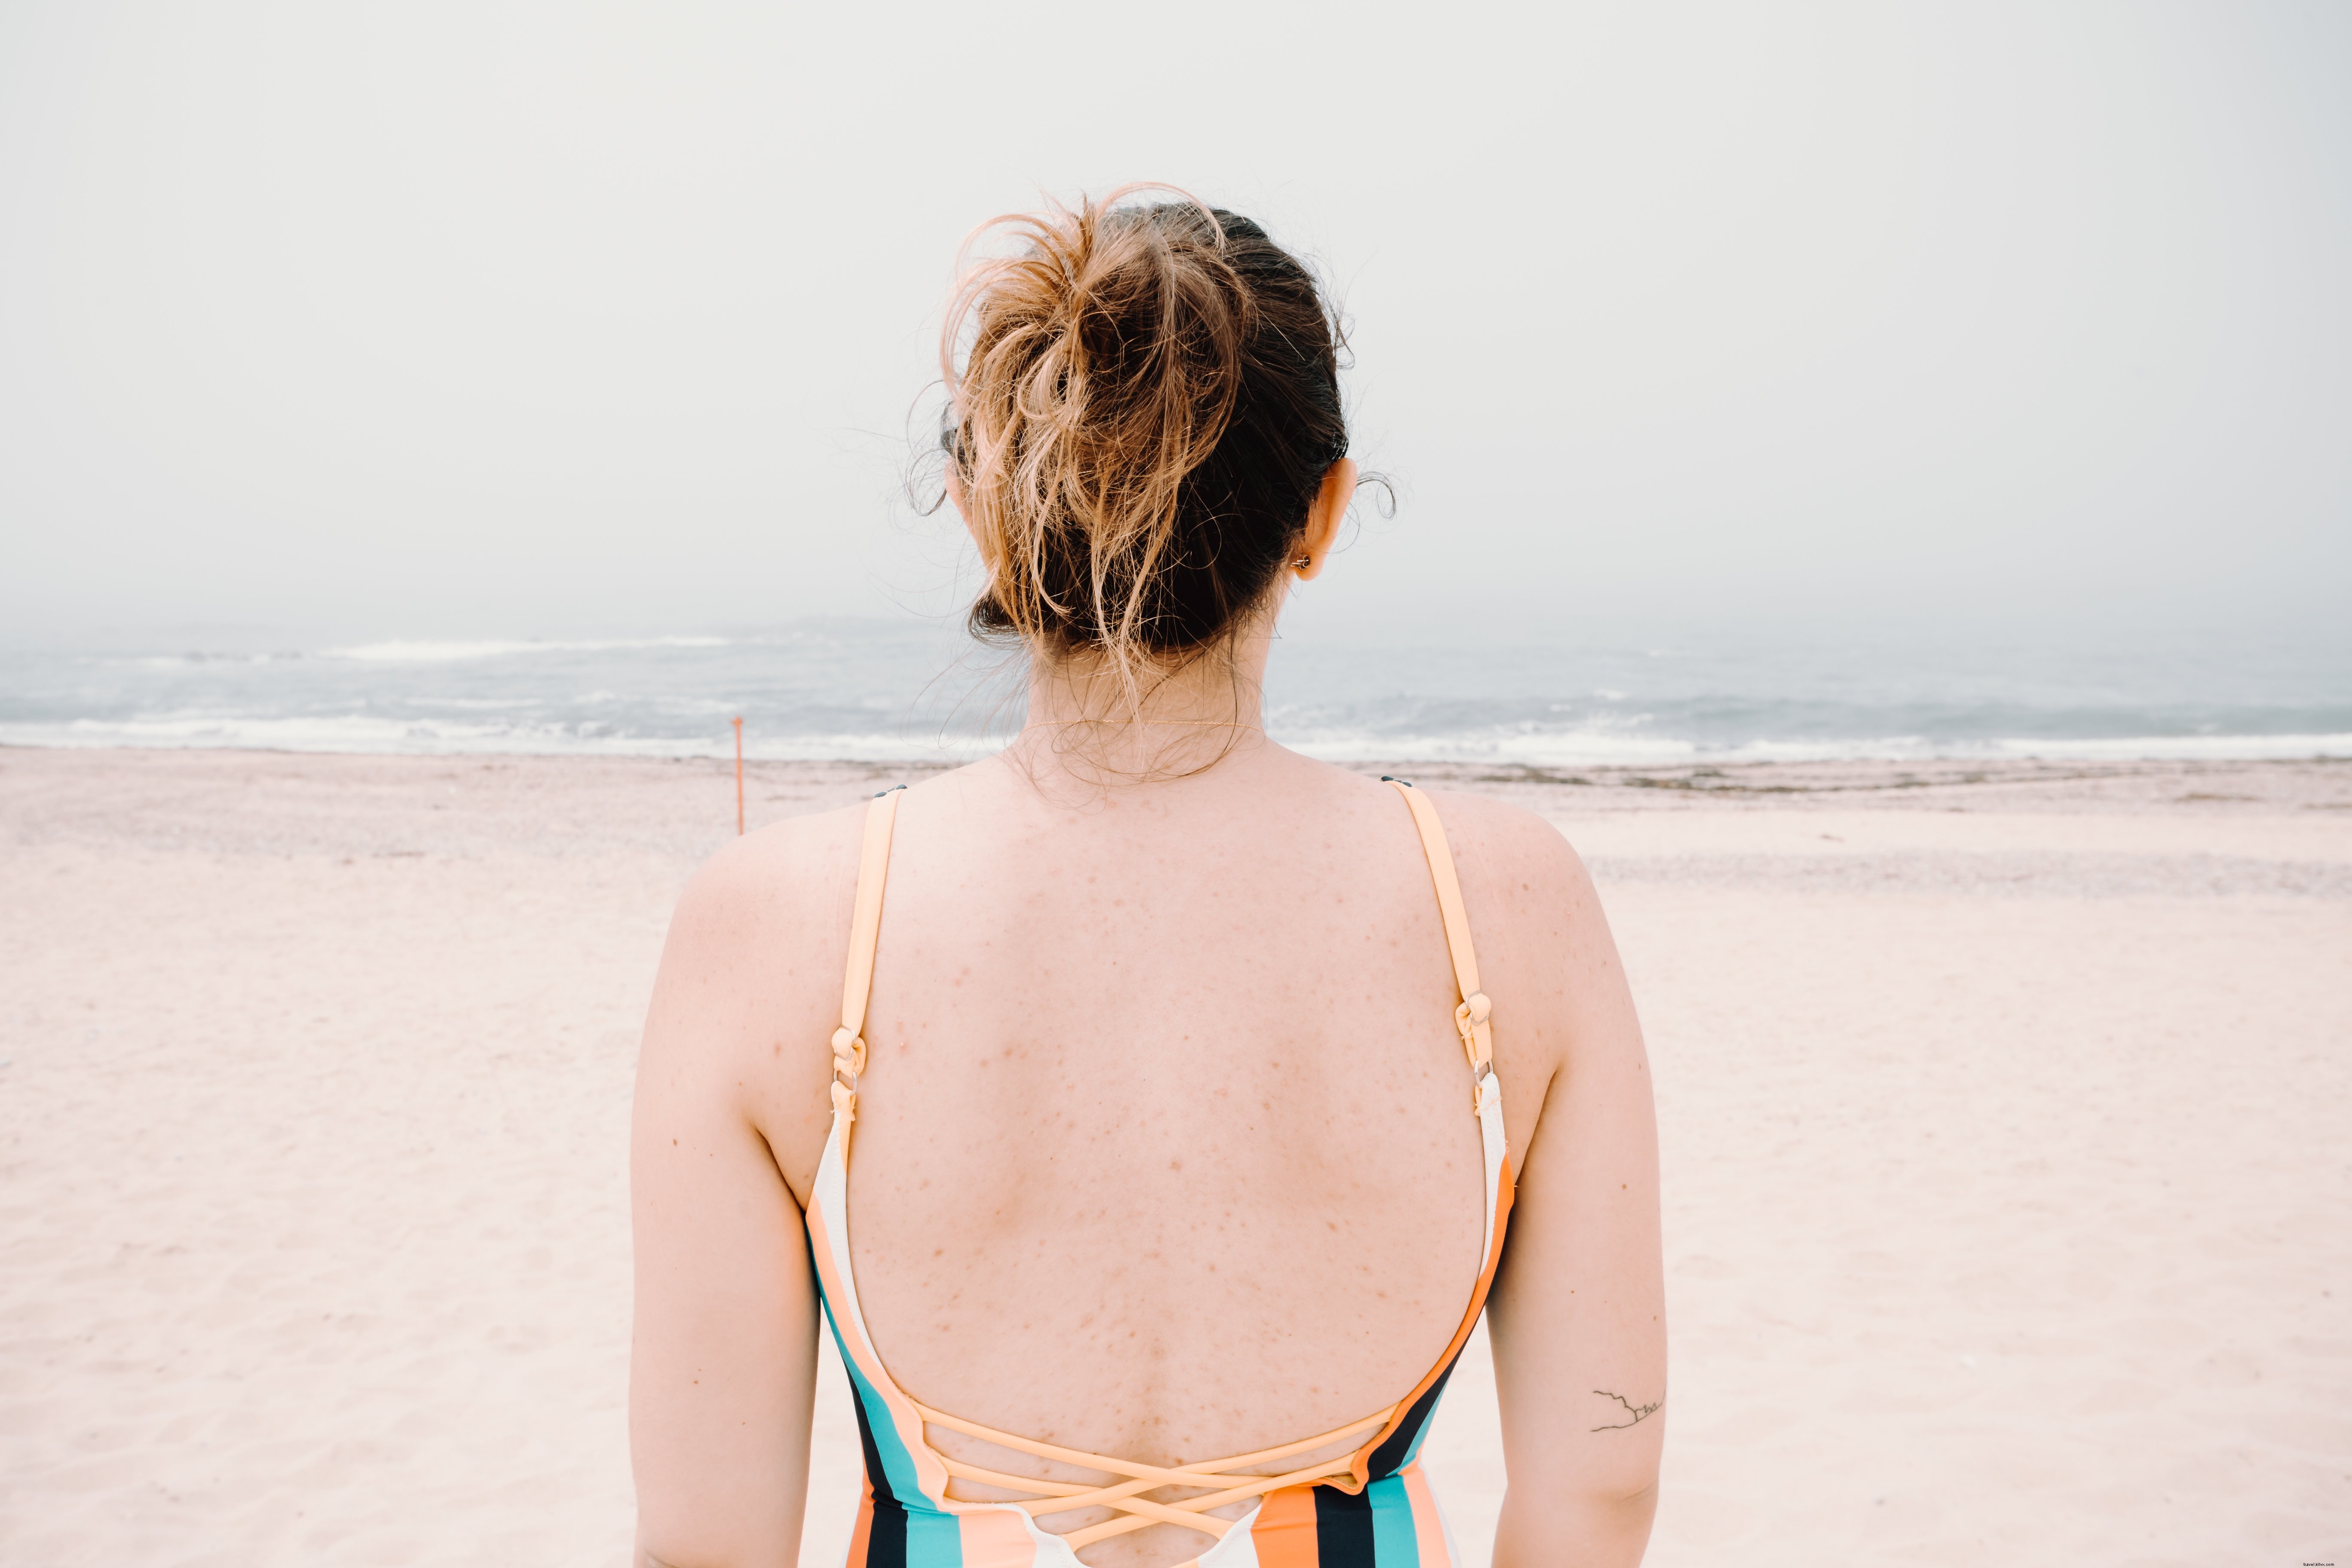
[846,1377,909,1567]
[1314,1481,1377,1565]
[1364,1351,1460,1480]
[848,1383,895,1507]
[862,1494,908,1568]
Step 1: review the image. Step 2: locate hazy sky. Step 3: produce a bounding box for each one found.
[2,1,2346,648]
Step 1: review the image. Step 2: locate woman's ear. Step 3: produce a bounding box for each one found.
[1292,458,1357,582]
[947,468,996,574]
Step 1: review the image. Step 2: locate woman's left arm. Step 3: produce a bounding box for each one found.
[1444,796,1667,1567]
[630,846,822,1568]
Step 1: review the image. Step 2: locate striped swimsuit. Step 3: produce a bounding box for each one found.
[806,778,1514,1568]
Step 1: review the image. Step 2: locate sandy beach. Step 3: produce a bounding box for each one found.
[3,745,2347,1566]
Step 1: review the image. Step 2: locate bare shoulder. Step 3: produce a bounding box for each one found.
[1412,786,1604,935]
[660,798,868,966]
[1409,787,1629,1138]
[638,798,871,1203]
[1324,769,1605,959]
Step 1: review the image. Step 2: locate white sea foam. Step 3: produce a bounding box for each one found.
[1985,733,2352,762]
[9,713,2347,766]
[1282,730,2352,766]
[6,623,2344,764]
[324,636,731,663]
[118,652,291,670]
[0,715,1004,762]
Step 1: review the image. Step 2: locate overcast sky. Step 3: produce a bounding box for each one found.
[1,1,2345,649]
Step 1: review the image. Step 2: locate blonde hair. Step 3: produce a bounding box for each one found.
[938,186,1353,705]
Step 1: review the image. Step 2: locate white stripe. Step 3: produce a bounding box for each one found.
[1474,1079,1507,1278]
[812,1115,873,1340]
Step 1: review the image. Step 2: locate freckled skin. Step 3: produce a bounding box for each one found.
[631,638,1665,1568]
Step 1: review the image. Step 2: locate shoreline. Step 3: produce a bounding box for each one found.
[9,739,2350,795]
[9,733,2352,767]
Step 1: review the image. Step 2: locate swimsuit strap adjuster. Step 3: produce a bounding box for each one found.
[831,1026,866,1124]
[831,1025,869,1077]
[1455,991,1494,1115]
[1454,991,1492,1066]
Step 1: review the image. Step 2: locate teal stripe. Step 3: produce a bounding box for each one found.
[905,1509,965,1566]
[1369,1474,1421,1565]
[814,1273,943,1524]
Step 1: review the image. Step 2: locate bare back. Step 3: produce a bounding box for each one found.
[789,752,1497,1469]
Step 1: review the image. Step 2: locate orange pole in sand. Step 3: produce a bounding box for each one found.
[733,716,744,835]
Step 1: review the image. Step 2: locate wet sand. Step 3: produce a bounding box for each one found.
[3,747,2346,1565]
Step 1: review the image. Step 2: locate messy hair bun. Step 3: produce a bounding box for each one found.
[939,187,1352,695]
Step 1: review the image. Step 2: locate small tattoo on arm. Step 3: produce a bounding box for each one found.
[1590,1390,1662,1431]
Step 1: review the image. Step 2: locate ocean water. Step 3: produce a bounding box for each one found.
[1,620,2345,766]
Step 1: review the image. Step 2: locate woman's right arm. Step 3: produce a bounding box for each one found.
[630,827,842,1568]
[1479,820,1666,1565]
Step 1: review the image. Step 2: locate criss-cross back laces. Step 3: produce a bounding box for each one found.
[919,1402,1395,1548]
[817,778,1507,1552]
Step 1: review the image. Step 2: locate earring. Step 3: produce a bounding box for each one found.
[1294,554,1312,570]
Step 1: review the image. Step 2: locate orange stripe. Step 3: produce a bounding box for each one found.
[844,1468,874,1568]
[1401,1464,1450,1564]
[1491,1151,1516,1268]
[1250,1483,1320,1568]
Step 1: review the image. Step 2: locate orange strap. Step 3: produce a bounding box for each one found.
[830,786,905,1137]
[1384,778,1495,1108]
